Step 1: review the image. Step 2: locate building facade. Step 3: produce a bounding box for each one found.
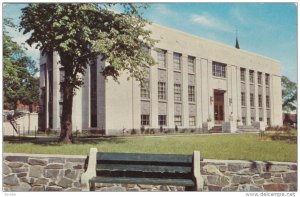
[39,23,282,135]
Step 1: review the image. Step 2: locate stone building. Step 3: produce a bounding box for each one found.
[39,23,282,135]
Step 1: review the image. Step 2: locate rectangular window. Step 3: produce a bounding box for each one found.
[157,49,166,68]
[141,81,150,99]
[141,115,150,126]
[188,86,195,102]
[259,117,263,121]
[241,92,246,107]
[242,117,246,125]
[212,61,226,78]
[249,70,254,83]
[158,115,167,126]
[265,74,270,86]
[240,68,246,82]
[266,95,270,108]
[158,82,166,100]
[257,72,262,85]
[250,93,255,107]
[189,116,196,126]
[258,94,263,108]
[188,56,195,73]
[174,116,182,126]
[251,117,255,123]
[174,84,181,102]
[173,52,181,71]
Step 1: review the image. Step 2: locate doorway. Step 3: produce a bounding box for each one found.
[214,90,225,124]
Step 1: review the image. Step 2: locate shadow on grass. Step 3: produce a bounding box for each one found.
[3,135,126,146]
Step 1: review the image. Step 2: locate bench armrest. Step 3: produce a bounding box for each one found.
[193,151,204,191]
[80,148,98,191]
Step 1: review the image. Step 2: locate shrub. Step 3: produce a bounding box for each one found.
[160,126,163,133]
[175,125,178,132]
[141,126,145,134]
[131,129,137,135]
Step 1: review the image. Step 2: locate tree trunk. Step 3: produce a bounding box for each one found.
[59,85,74,144]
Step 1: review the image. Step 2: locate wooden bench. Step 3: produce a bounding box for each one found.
[81,148,204,191]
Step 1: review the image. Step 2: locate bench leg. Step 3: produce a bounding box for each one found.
[90,182,96,191]
[80,148,98,191]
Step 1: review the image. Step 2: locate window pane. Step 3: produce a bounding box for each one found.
[158,115,167,126]
[188,56,195,73]
[188,86,195,102]
[141,115,150,126]
[240,68,245,82]
[141,81,150,99]
[189,116,196,126]
[174,84,181,101]
[173,52,181,70]
[158,82,166,100]
[157,49,166,68]
[212,62,226,78]
[174,116,182,126]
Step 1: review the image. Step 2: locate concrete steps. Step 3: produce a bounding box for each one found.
[237,125,260,132]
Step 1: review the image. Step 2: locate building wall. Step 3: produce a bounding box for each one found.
[41,23,282,133]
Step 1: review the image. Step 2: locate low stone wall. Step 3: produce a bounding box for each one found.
[3,153,297,192]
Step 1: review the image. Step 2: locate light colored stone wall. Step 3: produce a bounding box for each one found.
[3,113,38,135]
[3,153,297,192]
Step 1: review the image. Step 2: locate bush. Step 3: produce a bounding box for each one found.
[175,125,178,132]
[141,126,145,134]
[131,129,137,135]
[160,126,163,133]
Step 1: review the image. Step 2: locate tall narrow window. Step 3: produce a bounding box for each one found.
[188,56,195,73]
[241,92,246,107]
[141,115,150,126]
[258,94,263,108]
[174,84,181,101]
[265,74,270,86]
[158,82,166,100]
[174,116,182,126]
[212,61,226,78]
[141,81,150,99]
[249,70,254,83]
[250,93,255,107]
[173,52,181,71]
[90,60,97,127]
[158,115,167,126]
[189,116,196,126]
[188,86,195,102]
[157,49,166,68]
[240,68,246,82]
[266,96,270,108]
[257,72,262,85]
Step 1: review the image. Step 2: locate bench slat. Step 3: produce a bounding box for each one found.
[97,152,193,164]
[97,164,192,173]
[89,177,195,187]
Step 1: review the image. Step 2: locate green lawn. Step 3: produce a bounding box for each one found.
[3,133,297,162]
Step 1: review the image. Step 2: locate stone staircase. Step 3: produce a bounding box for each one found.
[209,125,222,133]
[237,125,260,132]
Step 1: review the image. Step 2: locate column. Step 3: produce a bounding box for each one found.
[166,51,174,128]
[195,57,202,127]
[262,73,267,124]
[82,62,90,130]
[200,59,209,123]
[245,68,251,125]
[52,52,60,131]
[150,49,158,128]
[236,66,242,121]
[254,71,259,121]
[182,54,189,127]
[207,60,214,124]
[230,65,238,121]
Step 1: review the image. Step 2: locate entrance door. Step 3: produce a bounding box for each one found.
[214,90,224,124]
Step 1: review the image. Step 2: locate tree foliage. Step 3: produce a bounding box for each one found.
[20,3,156,143]
[3,18,39,110]
[281,76,297,112]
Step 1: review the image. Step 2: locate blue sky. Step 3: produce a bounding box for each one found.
[3,3,298,82]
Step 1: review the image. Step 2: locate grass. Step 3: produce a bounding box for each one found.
[3,133,297,162]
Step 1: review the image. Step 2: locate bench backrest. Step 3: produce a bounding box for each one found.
[96,152,194,179]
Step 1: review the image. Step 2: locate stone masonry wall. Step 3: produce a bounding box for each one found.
[3,153,297,192]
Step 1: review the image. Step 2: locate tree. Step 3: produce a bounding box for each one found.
[20,3,155,143]
[3,18,39,110]
[282,76,297,112]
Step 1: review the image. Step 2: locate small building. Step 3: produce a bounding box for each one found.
[38,23,283,134]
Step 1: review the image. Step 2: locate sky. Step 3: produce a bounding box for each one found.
[2,2,298,82]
